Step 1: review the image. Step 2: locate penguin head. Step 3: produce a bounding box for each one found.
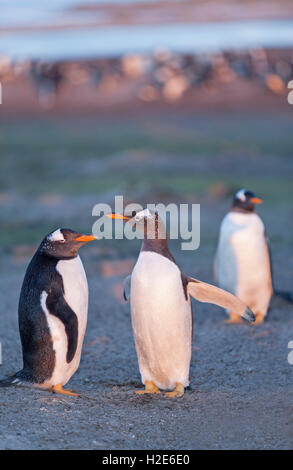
[40,228,95,259]
[232,189,263,212]
[130,209,166,239]
[107,209,167,239]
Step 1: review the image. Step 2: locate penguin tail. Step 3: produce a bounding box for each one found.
[0,370,29,387]
[274,290,293,303]
[0,376,21,387]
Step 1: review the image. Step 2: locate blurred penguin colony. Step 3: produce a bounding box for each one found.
[1,47,291,108]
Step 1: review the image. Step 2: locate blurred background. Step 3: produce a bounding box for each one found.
[1,0,293,281]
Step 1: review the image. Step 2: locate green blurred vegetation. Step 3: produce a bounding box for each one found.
[0,113,292,249]
[1,115,293,196]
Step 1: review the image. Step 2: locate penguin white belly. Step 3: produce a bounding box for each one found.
[41,255,88,386]
[217,212,272,316]
[130,251,192,390]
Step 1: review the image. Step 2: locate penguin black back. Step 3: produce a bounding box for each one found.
[18,250,57,384]
[0,228,95,391]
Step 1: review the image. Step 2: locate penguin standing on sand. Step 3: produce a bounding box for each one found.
[0,228,95,396]
[107,209,255,398]
[215,189,274,325]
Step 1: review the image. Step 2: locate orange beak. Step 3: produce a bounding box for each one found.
[75,234,96,242]
[106,213,130,220]
[250,197,263,205]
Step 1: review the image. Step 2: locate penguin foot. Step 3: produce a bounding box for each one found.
[50,384,79,397]
[223,312,243,324]
[165,383,185,398]
[254,313,265,325]
[136,380,161,395]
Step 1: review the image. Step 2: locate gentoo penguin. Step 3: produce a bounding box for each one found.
[0,228,95,396]
[107,209,255,398]
[214,189,273,325]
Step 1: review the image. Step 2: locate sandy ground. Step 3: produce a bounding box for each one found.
[0,95,293,449]
[0,197,293,450]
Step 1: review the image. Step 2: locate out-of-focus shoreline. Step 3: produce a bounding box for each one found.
[2,72,290,119]
[2,0,293,33]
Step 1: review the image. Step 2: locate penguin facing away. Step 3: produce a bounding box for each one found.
[107,209,255,398]
[0,228,95,396]
[214,189,273,325]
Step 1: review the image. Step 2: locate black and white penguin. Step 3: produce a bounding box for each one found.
[0,228,95,396]
[215,189,293,324]
[107,209,255,398]
[215,189,274,325]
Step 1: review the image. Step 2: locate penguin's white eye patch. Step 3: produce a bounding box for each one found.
[236,189,246,201]
[48,228,65,242]
[135,209,151,220]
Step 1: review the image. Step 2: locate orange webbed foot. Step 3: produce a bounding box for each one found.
[254,313,265,325]
[136,380,161,395]
[223,312,243,324]
[50,384,80,397]
[165,383,185,398]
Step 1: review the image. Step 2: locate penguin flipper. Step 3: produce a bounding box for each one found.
[187,277,256,322]
[123,275,131,301]
[46,290,78,363]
